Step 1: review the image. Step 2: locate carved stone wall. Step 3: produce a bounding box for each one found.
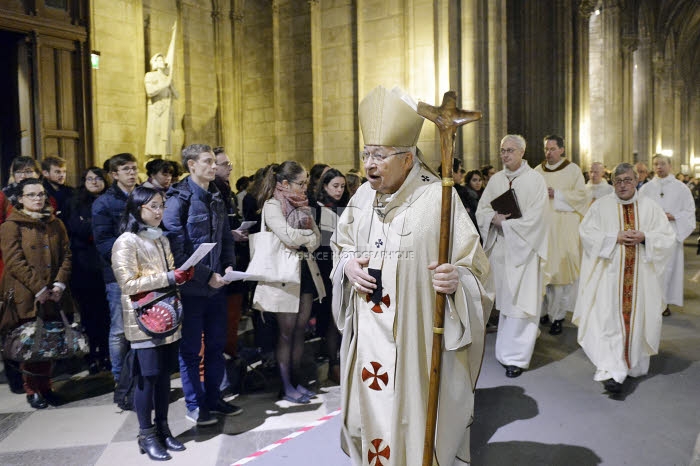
[82,0,699,177]
[90,0,145,165]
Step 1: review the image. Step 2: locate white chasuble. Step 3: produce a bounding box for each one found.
[573,193,675,383]
[535,160,588,286]
[476,161,549,318]
[638,177,696,306]
[331,164,493,466]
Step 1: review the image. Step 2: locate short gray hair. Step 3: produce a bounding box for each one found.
[182,144,212,173]
[612,162,637,180]
[501,134,526,152]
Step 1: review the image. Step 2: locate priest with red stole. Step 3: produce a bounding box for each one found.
[574,163,675,393]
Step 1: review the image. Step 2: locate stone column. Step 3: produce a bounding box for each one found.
[632,33,653,163]
[652,53,666,155]
[309,0,324,163]
[211,2,224,146]
[308,0,357,172]
[272,0,283,160]
[600,0,623,166]
[460,0,507,170]
[674,78,688,168]
[228,1,245,175]
[574,2,594,169]
[621,34,637,163]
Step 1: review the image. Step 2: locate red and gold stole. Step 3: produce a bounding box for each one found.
[621,202,637,368]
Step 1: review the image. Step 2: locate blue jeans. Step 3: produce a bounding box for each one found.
[179,292,228,412]
[105,282,128,381]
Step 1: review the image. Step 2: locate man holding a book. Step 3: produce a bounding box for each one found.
[476,134,549,378]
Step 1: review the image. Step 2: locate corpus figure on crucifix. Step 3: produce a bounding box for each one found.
[331,86,493,466]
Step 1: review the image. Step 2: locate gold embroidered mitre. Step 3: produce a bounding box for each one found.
[359,86,424,147]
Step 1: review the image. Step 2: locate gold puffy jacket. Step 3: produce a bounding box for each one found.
[111,230,181,345]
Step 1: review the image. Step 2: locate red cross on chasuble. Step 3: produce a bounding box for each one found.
[355,276,396,465]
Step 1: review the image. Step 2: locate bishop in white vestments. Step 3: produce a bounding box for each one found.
[331,86,493,466]
[574,163,675,393]
[476,134,549,378]
[638,154,696,314]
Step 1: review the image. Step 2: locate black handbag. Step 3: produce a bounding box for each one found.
[130,287,183,338]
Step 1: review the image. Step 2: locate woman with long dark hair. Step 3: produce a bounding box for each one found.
[313,168,347,382]
[111,186,193,461]
[464,170,484,241]
[64,167,111,374]
[253,161,325,403]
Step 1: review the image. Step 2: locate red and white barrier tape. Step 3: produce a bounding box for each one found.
[231,408,342,465]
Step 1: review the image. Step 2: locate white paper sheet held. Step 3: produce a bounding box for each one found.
[237,221,258,231]
[222,270,257,282]
[180,242,216,269]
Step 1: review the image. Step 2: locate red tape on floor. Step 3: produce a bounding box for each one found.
[231,408,342,465]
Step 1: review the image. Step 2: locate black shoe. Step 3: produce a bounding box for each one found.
[603,379,623,393]
[505,366,523,378]
[26,393,48,409]
[549,319,564,335]
[42,390,62,406]
[156,422,186,452]
[540,315,550,325]
[209,398,243,416]
[138,427,172,461]
[662,307,671,317]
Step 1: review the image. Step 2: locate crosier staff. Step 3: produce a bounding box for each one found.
[417,91,481,466]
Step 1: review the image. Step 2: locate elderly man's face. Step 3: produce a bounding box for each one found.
[362,145,413,194]
[590,164,605,184]
[544,139,564,165]
[613,170,638,200]
[500,141,524,171]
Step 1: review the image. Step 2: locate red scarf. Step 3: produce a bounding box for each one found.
[273,185,313,229]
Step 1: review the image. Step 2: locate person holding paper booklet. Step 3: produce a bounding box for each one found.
[162,144,241,426]
[476,134,549,378]
[111,186,193,461]
[252,160,325,404]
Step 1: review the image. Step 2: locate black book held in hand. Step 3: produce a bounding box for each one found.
[490,189,522,219]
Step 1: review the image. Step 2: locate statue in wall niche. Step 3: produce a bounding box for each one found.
[145,21,178,157]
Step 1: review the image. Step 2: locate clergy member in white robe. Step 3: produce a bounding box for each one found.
[573,163,675,393]
[476,134,549,377]
[535,135,589,335]
[639,154,696,314]
[586,162,614,204]
[331,86,493,466]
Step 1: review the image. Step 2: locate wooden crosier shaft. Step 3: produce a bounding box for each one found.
[417,91,481,466]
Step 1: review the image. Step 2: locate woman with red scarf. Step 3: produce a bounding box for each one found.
[254,161,325,404]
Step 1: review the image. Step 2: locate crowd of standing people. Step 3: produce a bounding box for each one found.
[0,85,698,463]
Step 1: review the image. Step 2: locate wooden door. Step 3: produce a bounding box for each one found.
[35,35,87,185]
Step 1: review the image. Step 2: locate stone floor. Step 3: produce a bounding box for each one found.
[0,234,698,466]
